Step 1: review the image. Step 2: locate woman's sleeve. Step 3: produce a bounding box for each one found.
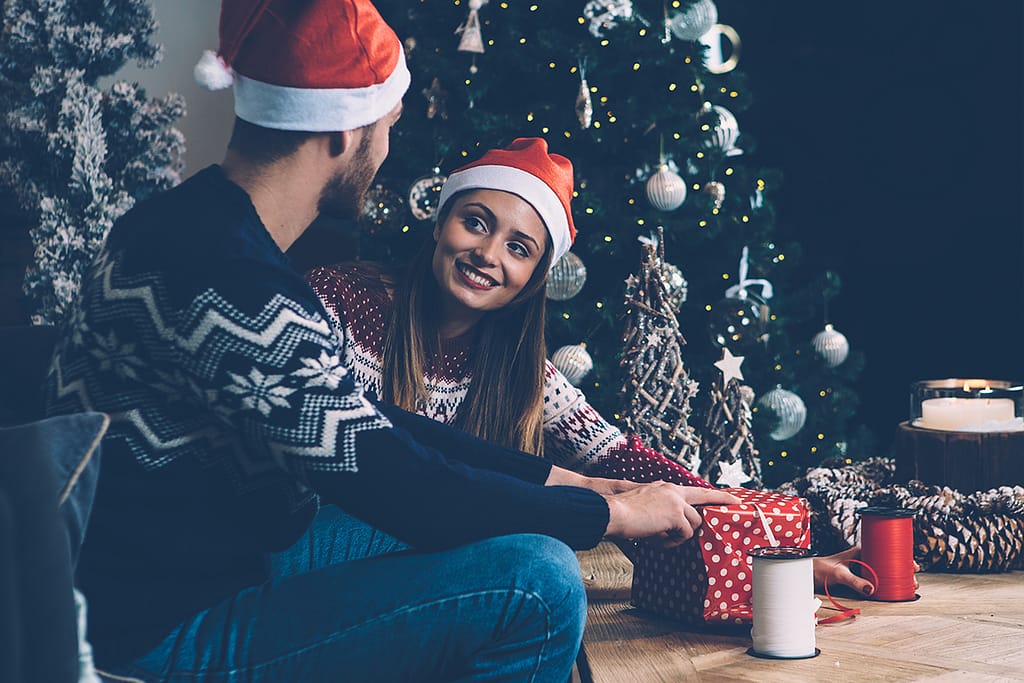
[542,361,713,488]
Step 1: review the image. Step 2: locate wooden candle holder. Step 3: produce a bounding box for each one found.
[894,421,1024,492]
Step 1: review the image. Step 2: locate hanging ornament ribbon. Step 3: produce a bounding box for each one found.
[575,62,593,129]
[457,0,487,54]
[724,245,774,301]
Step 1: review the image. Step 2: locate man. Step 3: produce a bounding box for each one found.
[46,1,737,680]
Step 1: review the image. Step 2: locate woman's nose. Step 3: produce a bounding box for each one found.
[471,239,500,265]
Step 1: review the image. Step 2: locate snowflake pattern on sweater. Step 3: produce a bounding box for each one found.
[308,264,711,488]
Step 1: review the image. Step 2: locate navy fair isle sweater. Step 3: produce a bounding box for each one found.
[46,166,609,667]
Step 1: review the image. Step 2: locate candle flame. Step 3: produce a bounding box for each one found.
[963,379,991,392]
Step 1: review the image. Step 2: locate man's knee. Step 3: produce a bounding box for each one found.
[482,534,587,631]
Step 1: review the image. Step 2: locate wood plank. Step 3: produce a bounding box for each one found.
[577,541,1024,682]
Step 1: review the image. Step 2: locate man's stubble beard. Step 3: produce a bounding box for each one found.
[317,133,377,221]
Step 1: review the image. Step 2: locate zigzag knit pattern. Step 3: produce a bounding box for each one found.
[308,264,711,488]
[47,184,391,507]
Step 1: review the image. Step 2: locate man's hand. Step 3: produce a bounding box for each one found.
[603,482,740,547]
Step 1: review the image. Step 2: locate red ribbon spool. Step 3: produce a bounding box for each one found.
[858,506,918,602]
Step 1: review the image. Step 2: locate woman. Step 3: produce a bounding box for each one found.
[308,138,882,594]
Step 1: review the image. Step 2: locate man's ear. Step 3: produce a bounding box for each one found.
[328,130,354,158]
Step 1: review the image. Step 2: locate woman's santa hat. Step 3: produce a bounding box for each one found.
[195,0,409,132]
[437,138,576,266]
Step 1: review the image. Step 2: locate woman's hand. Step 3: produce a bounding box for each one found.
[544,465,644,494]
[813,546,921,595]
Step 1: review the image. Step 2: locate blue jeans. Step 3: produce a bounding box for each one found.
[112,505,587,682]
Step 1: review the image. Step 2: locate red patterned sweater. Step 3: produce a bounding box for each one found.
[307,263,711,488]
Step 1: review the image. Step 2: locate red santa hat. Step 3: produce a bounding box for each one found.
[437,138,576,266]
[194,0,410,132]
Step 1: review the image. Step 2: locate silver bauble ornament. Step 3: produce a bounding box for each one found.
[408,169,447,221]
[360,184,405,236]
[667,0,718,41]
[708,292,769,351]
[547,251,587,301]
[662,261,688,310]
[757,386,807,441]
[551,344,593,386]
[811,324,850,367]
[696,102,740,153]
[702,180,726,209]
[645,164,687,211]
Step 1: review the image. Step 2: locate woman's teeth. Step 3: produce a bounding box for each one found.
[458,263,497,287]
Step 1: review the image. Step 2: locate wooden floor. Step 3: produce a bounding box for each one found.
[577,542,1024,682]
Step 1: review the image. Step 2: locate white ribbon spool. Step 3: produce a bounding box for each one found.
[748,547,821,659]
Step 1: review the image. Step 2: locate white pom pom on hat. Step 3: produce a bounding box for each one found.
[194,0,410,132]
[193,49,234,91]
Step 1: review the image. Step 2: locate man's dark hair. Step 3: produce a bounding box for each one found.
[227,118,319,164]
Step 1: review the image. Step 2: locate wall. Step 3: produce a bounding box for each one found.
[116,0,233,177]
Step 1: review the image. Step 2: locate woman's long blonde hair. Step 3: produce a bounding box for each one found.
[380,196,553,455]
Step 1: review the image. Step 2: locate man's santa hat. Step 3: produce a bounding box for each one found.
[194,0,409,132]
[437,138,576,266]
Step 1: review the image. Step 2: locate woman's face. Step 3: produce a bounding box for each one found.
[431,189,550,333]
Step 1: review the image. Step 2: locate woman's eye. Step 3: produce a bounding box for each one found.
[508,242,529,257]
[464,216,487,233]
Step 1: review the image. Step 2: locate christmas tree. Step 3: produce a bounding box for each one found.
[0,0,185,325]
[619,231,700,470]
[369,0,871,485]
[700,347,760,488]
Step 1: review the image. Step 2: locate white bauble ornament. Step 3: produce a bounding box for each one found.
[756,386,807,441]
[667,0,718,41]
[811,324,850,367]
[695,102,740,153]
[645,164,687,211]
[547,251,587,301]
[408,169,447,221]
[551,344,593,386]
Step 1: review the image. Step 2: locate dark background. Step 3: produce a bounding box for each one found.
[717,1,1023,452]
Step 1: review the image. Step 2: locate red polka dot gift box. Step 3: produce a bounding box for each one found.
[631,487,811,625]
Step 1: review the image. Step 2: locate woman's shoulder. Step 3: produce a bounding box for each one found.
[306,260,397,320]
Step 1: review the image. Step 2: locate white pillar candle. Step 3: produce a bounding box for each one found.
[919,397,1016,431]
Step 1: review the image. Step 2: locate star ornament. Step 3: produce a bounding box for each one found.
[714,347,745,384]
[716,458,752,488]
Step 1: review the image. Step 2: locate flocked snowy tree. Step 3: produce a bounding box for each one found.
[0,0,184,325]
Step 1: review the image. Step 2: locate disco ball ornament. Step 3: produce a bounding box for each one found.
[702,181,726,209]
[708,292,769,351]
[757,386,807,441]
[645,164,687,211]
[361,183,405,236]
[551,344,593,386]
[662,261,688,310]
[408,169,447,221]
[667,0,717,41]
[811,324,850,367]
[695,102,740,154]
[547,251,587,301]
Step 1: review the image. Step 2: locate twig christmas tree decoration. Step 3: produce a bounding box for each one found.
[700,348,762,488]
[619,231,700,470]
[0,0,185,325]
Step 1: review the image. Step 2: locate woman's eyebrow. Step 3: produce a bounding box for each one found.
[462,202,496,223]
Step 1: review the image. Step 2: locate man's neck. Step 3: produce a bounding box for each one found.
[221,151,322,253]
